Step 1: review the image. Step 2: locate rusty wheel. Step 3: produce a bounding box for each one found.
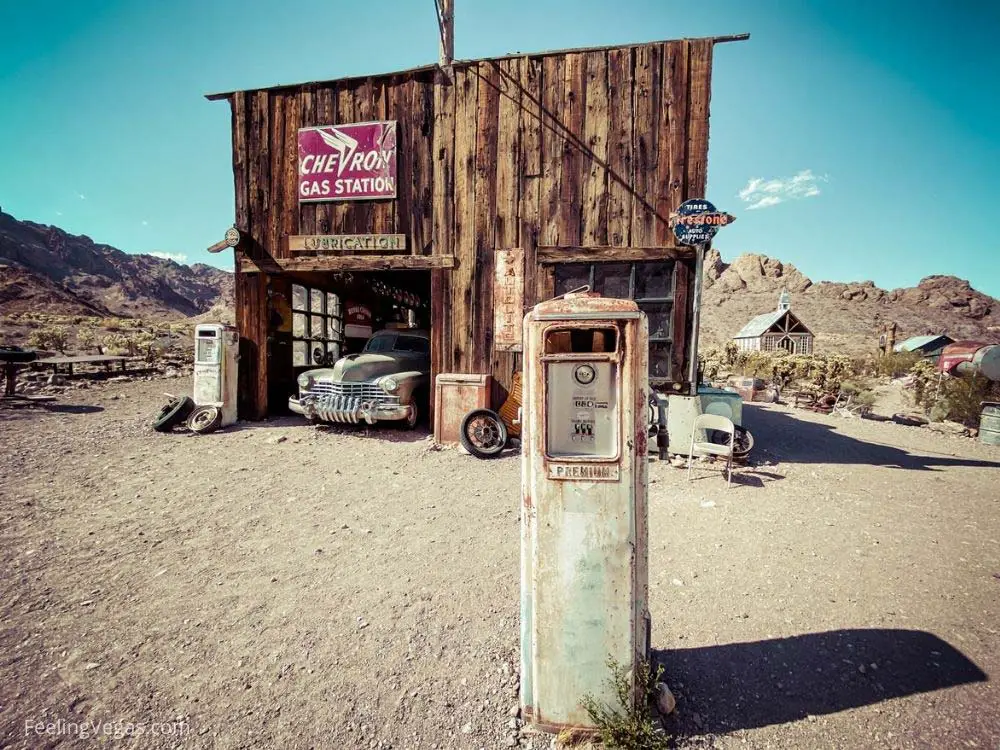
[460,409,508,459]
[189,405,223,434]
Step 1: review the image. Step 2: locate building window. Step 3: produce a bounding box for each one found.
[291,284,344,367]
[554,261,675,381]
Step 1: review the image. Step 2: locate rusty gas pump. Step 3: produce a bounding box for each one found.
[519,292,650,732]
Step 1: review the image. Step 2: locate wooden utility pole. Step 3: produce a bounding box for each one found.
[437,0,454,69]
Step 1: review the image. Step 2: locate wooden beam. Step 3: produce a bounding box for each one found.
[238,254,457,273]
[537,246,696,264]
[437,0,454,69]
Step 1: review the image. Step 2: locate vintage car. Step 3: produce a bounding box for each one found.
[289,329,430,428]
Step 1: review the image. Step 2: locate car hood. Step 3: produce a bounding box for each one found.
[316,353,403,383]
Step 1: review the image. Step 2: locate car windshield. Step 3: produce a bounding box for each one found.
[364,335,396,353]
[395,335,429,354]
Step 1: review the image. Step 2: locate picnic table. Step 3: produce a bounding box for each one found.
[36,354,131,376]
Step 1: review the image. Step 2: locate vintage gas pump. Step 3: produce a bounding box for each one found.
[193,323,239,427]
[520,292,649,732]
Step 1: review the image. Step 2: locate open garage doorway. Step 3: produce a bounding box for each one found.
[267,270,432,418]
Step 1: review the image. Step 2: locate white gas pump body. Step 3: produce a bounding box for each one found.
[520,293,649,733]
[193,323,239,427]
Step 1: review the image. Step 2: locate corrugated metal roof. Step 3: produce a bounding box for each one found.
[893,334,952,353]
[733,310,787,340]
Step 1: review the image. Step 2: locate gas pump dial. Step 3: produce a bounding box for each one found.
[573,364,596,385]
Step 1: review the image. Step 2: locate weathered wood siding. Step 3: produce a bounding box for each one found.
[225,39,715,418]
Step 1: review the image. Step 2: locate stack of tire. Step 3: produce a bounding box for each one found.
[152,397,223,435]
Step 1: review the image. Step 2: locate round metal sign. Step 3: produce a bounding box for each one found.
[670,199,736,246]
[224,227,241,247]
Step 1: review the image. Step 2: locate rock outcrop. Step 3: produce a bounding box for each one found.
[0,211,232,319]
[701,251,1000,354]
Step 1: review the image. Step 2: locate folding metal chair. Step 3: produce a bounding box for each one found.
[687,413,736,487]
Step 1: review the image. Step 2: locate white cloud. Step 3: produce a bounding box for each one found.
[55,211,63,216]
[149,251,188,263]
[738,169,827,210]
[746,196,784,211]
[141,220,149,226]
[77,192,86,200]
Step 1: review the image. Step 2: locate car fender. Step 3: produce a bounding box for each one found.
[390,371,430,402]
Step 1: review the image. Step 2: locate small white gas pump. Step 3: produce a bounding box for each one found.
[193,323,239,427]
[520,292,650,733]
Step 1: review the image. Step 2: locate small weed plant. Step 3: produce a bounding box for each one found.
[581,658,669,750]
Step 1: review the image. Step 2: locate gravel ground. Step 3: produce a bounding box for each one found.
[1,377,999,750]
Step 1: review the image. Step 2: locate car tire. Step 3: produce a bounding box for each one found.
[153,396,195,432]
[189,405,223,434]
[460,409,508,458]
[403,400,419,430]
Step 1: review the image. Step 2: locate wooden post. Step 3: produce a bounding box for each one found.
[438,0,454,70]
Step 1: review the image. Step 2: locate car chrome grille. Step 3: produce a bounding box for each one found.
[307,381,399,404]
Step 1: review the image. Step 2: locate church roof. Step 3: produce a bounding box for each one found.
[733,310,788,339]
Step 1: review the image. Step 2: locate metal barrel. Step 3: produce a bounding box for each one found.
[980,402,1000,446]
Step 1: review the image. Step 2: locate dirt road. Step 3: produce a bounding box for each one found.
[1,378,998,749]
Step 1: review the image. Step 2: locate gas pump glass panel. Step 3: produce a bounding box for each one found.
[543,327,620,460]
[196,330,220,364]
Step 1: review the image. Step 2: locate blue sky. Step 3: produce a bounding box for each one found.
[1,0,998,296]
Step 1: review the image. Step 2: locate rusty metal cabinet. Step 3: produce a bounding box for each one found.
[433,373,492,445]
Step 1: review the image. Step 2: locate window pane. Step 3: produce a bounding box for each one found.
[310,341,327,366]
[640,303,672,340]
[327,318,342,340]
[292,312,307,338]
[554,265,591,297]
[292,340,308,367]
[310,289,325,313]
[634,262,673,299]
[326,293,340,316]
[364,334,395,353]
[395,335,430,354]
[292,285,307,311]
[650,342,672,380]
[595,263,631,299]
[311,315,325,339]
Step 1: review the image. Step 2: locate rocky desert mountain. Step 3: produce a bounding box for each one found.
[2,210,997,354]
[0,210,232,319]
[700,249,1000,354]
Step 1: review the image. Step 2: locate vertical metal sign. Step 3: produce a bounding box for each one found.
[668,199,736,393]
[494,247,525,351]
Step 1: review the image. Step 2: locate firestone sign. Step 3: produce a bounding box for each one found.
[298,121,397,202]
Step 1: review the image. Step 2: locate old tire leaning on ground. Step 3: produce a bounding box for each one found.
[189,405,223,434]
[152,396,195,433]
[460,409,508,459]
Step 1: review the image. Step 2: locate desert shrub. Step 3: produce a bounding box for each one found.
[874,351,922,378]
[76,327,98,353]
[581,659,670,750]
[840,380,877,408]
[101,333,131,355]
[910,359,940,408]
[924,374,1000,426]
[131,331,162,361]
[28,325,70,353]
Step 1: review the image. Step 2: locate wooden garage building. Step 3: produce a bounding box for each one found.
[208,34,745,419]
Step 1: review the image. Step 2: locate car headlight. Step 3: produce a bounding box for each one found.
[297,373,315,391]
[381,376,399,393]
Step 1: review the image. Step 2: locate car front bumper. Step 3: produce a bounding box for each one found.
[289,394,413,425]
